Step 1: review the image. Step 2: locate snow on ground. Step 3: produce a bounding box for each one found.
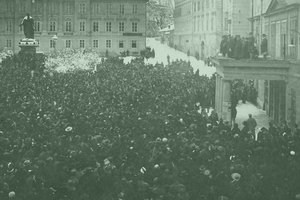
[236,101,270,138]
[145,38,216,76]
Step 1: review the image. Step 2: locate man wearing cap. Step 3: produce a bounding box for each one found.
[261,34,268,59]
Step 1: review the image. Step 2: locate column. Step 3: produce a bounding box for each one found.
[215,75,219,112]
[222,79,232,124]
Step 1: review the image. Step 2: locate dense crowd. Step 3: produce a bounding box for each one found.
[220,33,260,60]
[0,54,300,200]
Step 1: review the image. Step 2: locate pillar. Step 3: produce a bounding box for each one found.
[215,75,219,112]
[222,79,232,124]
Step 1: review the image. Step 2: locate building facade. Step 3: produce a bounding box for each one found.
[173,0,251,59]
[222,0,251,36]
[0,0,148,55]
[263,0,300,125]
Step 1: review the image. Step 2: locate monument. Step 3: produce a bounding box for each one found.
[18,13,39,55]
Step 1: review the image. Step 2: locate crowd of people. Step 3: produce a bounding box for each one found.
[220,33,268,60]
[0,53,299,200]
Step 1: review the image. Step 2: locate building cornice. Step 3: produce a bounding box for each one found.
[264,3,300,17]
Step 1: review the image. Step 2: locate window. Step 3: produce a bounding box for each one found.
[64,2,73,14]
[132,22,138,32]
[65,21,72,32]
[66,40,71,48]
[197,16,200,32]
[206,14,209,31]
[211,13,214,31]
[33,1,42,13]
[193,16,196,32]
[197,1,200,11]
[289,18,298,59]
[106,40,112,48]
[120,4,125,14]
[80,21,85,32]
[49,21,56,32]
[6,1,13,12]
[34,21,41,32]
[80,40,85,48]
[79,3,86,14]
[93,40,99,48]
[48,2,58,14]
[132,40,137,48]
[133,4,138,14]
[119,40,124,48]
[93,3,101,14]
[202,15,205,32]
[6,40,12,48]
[19,2,26,12]
[194,2,196,12]
[106,22,112,32]
[50,40,55,48]
[93,21,99,32]
[206,0,209,8]
[119,22,124,32]
[6,20,12,32]
[106,3,112,14]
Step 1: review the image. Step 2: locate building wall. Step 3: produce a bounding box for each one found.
[223,0,251,37]
[264,6,300,60]
[174,0,223,58]
[173,0,193,52]
[0,0,147,55]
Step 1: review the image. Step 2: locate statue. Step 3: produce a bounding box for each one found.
[19,13,34,39]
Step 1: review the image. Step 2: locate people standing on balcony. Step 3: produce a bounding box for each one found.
[248,32,256,59]
[233,35,243,59]
[242,37,251,59]
[228,35,235,58]
[261,34,268,59]
[220,35,229,57]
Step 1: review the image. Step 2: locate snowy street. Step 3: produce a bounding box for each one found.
[145,38,216,76]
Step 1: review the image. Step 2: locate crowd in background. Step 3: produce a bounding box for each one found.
[0,54,299,200]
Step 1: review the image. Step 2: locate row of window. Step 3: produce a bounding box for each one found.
[193,13,216,32]
[4,39,139,49]
[193,0,215,12]
[51,39,138,49]
[6,21,139,33]
[6,1,140,15]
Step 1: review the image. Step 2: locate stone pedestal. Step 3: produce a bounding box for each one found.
[18,38,39,55]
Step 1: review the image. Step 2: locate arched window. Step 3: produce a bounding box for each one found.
[65,19,72,32]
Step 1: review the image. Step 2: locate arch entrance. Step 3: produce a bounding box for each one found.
[211,57,292,125]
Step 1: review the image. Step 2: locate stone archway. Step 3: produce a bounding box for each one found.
[212,57,291,125]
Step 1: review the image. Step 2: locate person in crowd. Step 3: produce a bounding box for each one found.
[220,35,228,57]
[228,35,235,58]
[231,123,241,135]
[233,35,243,59]
[231,106,237,125]
[248,32,256,59]
[247,114,257,136]
[261,34,268,59]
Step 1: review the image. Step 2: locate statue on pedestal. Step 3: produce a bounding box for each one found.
[19,13,34,39]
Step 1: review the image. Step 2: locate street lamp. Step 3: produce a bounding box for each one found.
[52,34,58,51]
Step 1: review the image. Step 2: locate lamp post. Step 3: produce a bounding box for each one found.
[52,34,58,51]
